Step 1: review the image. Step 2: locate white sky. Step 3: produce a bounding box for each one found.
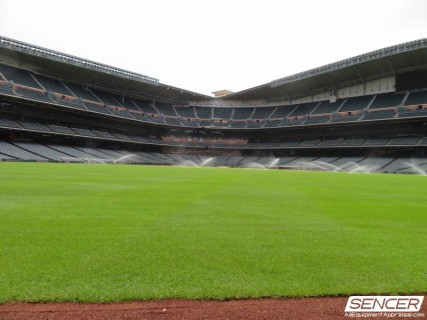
[0,0,426,96]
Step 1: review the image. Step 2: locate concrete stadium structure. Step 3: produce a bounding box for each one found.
[1,36,427,173]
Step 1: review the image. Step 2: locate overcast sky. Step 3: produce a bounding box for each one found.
[0,0,426,96]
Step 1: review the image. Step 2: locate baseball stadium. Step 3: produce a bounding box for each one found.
[0,35,426,319]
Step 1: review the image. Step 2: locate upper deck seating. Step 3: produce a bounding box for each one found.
[369,92,405,109]
[34,74,73,96]
[339,95,374,112]
[0,64,41,88]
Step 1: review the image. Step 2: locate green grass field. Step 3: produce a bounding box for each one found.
[0,162,426,302]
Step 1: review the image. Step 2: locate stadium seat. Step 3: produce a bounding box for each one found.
[251,107,275,119]
[213,107,233,119]
[175,106,196,118]
[270,105,293,118]
[404,90,427,106]
[65,82,102,101]
[34,74,74,96]
[289,102,319,117]
[363,109,396,121]
[0,64,42,89]
[15,87,52,103]
[0,141,48,161]
[339,95,375,112]
[17,120,52,132]
[232,108,255,120]
[0,117,21,128]
[398,108,427,118]
[194,107,213,119]
[369,92,405,109]
[311,100,344,115]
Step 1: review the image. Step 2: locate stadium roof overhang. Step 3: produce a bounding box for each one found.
[221,39,427,102]
[1,37,427,105]
[0,36,212,104]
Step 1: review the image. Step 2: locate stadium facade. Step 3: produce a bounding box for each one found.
[0,36,427,173]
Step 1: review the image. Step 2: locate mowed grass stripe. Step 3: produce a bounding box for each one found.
[0,163,426,302]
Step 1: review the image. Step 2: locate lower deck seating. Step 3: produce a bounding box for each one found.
[0,141,48,160]
[365,138,390,146]
[92,130,117,139]
[74,147,112,159]
[397,163,427,174]
[278,141,299,148]
[13,142,70,161]
[0,118,21,128]
[316,139,342,147]
[312,157,340,164]
[388,137,419,146]
[47,145,97,159]
[48,125,76,135]
[330,157,364,168]
[18,120,52,132]
[381,158,427,172]
[297,140,319,147]
[340,139,366,147]
[277,157,298,165]
[356,157,394,170]
[111,133,134,141]
[0,153,14,160]
[97,148,127,158]
[2,140,427,174]
[71,128,99,138]
[2,115,425,151]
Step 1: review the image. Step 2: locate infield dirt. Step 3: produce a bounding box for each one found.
[1,296,426,320]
